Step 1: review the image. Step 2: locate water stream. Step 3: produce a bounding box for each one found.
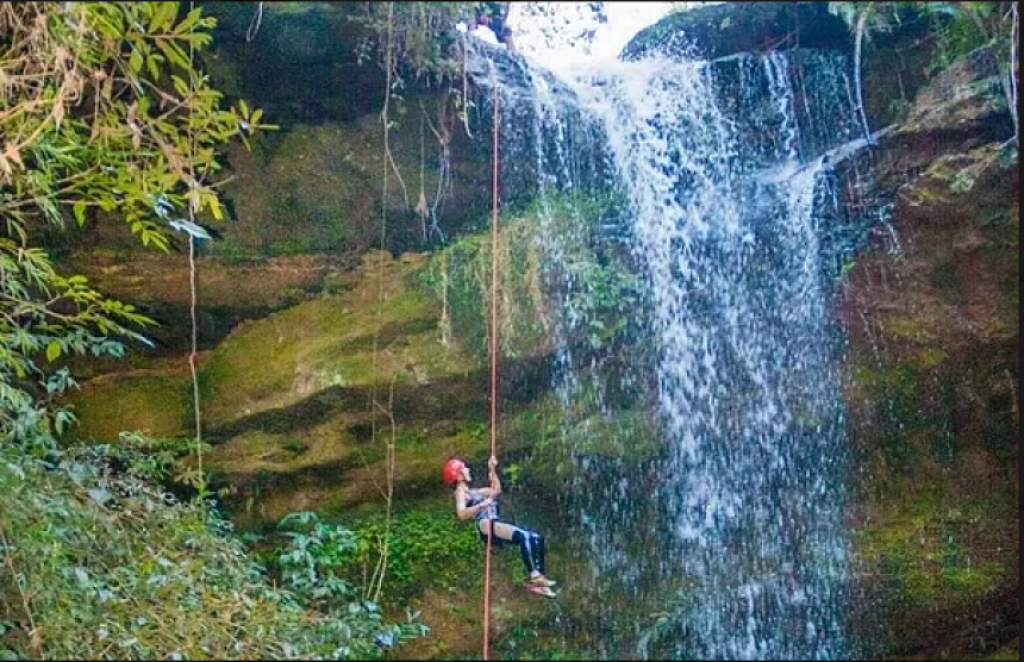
[467,10,872,657]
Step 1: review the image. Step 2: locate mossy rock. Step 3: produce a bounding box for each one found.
[199,0,492,260]
[52,250,354,355]
[898,47,1011,140]
[622,2,850,62]
[62,249,481,447]
[199,1,387,124]
[215,109,491,261]
[198,250,479,428]
[66,370,193,442]
[850,469,1018,657]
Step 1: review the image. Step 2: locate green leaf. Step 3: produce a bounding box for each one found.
[147,51,161,80]
[207,195,224,221]
[73,202,86,226]
[129,47,143,73]
[149,2,177,32]
[46,341,61,363]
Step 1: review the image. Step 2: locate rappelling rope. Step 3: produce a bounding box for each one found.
[482,56,500,662]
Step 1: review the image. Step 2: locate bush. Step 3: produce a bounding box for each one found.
[0,435,426,660]
[336,506,484,601]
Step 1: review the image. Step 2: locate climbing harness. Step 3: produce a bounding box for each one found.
[481,57,501,662]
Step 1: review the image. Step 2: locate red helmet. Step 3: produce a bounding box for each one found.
[442,458,466,485]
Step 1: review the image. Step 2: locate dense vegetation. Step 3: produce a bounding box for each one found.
[0,434,424,659]
[0,2,479,658]
[1,1,1017,659]
[0,2,272,444]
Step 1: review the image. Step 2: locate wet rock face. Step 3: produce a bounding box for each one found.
[834,41,1018,660]
[621,1,850,62]
[837,44,1018,362]
[459,37,614,209]
[900,47,1013,140]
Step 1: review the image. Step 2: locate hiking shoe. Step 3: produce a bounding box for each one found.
[528,575,557,588]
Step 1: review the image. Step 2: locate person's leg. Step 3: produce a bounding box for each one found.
[528,528,545,575]
[479,520,551,581]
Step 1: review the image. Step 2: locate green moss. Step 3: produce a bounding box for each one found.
[918,346,949,368]
[199,252,477,427]
[985,647,1021,660]
[423,190,641,362]
[66,372,191,443]
[886,315,936,343]
[854,493,1012,611]
[850,359,921,400]
[216,124,370,258]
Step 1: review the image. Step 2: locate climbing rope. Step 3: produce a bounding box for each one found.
[482,57,500,662]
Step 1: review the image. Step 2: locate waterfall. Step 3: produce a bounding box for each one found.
[558,51,859,659]
[468,30,866,660]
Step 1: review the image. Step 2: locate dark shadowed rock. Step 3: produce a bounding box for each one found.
[622,1,851,62]
[900,47,1012,139]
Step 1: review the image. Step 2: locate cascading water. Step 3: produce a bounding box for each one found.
[557,50,863,659]
[465,12,871,658]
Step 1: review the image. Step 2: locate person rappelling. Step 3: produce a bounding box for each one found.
[443,456,557,598]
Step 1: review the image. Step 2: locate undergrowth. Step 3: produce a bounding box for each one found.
[0,434,426,660]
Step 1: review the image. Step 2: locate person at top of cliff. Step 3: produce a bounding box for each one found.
[461,2,516,51]
[443,455,555,597]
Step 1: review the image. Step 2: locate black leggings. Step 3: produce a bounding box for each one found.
[478,521,546,576]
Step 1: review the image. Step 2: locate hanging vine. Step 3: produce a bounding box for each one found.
[366,0,399,603]
[423,97,456,243]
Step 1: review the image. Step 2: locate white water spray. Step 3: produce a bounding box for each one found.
[469,5,868,657]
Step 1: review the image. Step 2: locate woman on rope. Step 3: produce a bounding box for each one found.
[443,456,556,597]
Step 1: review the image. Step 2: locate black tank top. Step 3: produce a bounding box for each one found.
[464,488,500,521]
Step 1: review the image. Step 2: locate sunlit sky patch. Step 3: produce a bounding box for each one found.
[506,2,676,68]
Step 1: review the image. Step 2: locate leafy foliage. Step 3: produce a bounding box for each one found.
[0,240,154,442]
[421,192,644,359]
[0,435,424,660]
[0,2,273,243]
[347,2,485,83]
[0,2,274,442]
[330,506,483,601]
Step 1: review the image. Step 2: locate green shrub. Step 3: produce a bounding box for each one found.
[334,505,483,602]
[420,190,642,359]
[0,435,426,660]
